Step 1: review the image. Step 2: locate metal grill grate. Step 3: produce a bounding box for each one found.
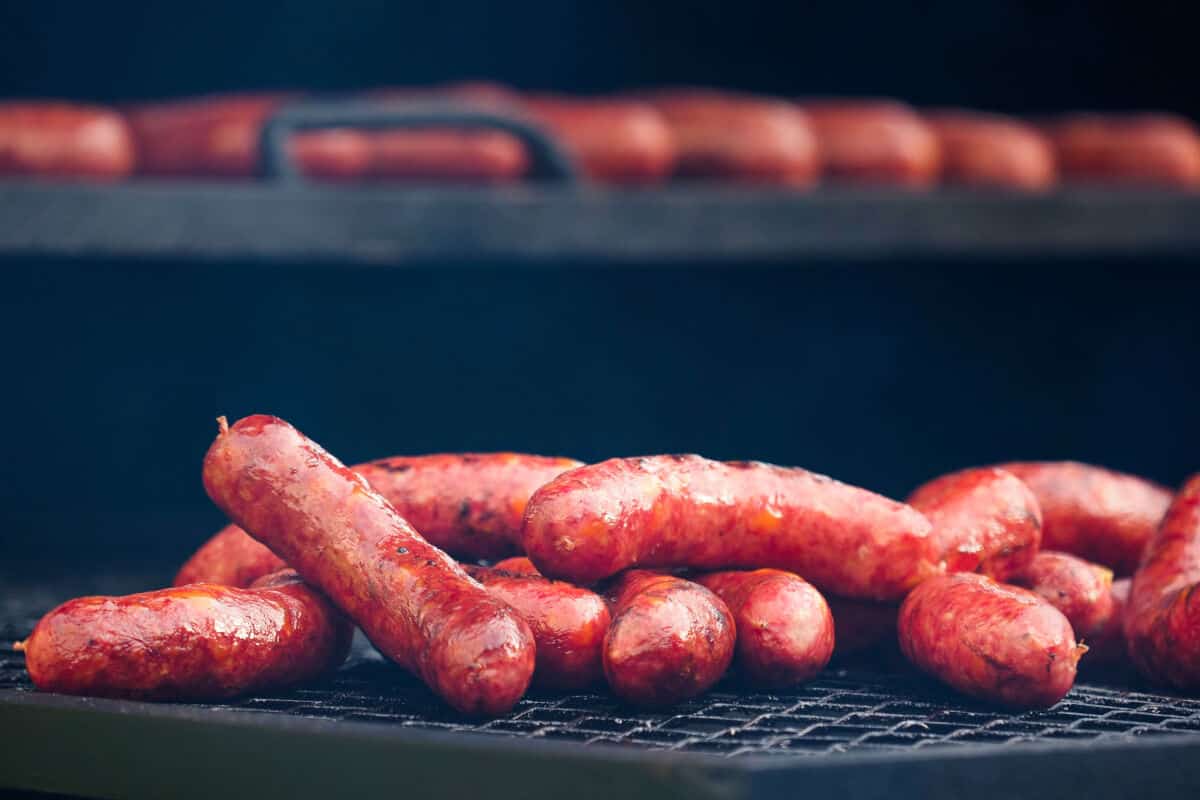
[5,595,1200,759]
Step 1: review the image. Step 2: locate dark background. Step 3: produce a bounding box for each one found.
[1,1,1198,577]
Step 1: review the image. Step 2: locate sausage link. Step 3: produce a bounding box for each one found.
[826,596,898,659]
[176,452,582,587]
[1011,551,1115,642]
[522,454,936,600]
[602,571,735,706]
[1124,474,1200,689]
[174,523,286,587]
[463,565,610,690]
[0,103,134,179]
[519,96,676,183]
[124,94,371,179]
[1046,114,1200,187]
[898,572,1083,708]
[202,415,536,714]
[490,556,542,576]
[640,90,818,185]
[997,461,1172,576]
[693,569,833,686]
[1087,577,1131,667]
[907,466,1042,581]
[925,110,1057,190]
[799,100,941,186]
[17,569,351,700]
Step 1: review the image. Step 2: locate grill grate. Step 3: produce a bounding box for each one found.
[5,590,1200,759]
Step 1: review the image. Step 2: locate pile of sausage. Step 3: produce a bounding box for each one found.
[3,85,1200,188]
[17,414,1200,715]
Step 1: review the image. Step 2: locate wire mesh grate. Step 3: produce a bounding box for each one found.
[4,586,1200,758]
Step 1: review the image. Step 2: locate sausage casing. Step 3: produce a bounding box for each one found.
[925,110,1057,190]
[1011,551,1115,642]
[1046,114,1200,187]
[0,102,134,179]
[799,100,941,186]
[523,454,936,600]
[202,415,536,714]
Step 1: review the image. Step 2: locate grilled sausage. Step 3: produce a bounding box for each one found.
[519,96,676,183]
[1046,114,1200,187]
[522,454,936,600]
[0,103,134,179]
[826,596,899,659]
[907,466,1042,581]
[925,110,1057,190]
[1124,474,1200,689]
[997,462,1172,576]
[602,571,735,706]
[202,415,536,714]
[177,452,582,587]
[799,100,941,186]
[490,556,542,576]
[898,572,1083,708]
[1011,551,1115,642]
[1087,577,1131,667]
[694,569,833,686]
[463,565,610,690]
[124,93,371,179]
[640,90,818,185]
[174,523,286,588]
[17,570,351,700]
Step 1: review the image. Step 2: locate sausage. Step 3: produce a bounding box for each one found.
[693,569,833,686]
[907,466,1042,581]
[997,461,1172,576]
[602,571,735,706]
[202,415,536,714]
[1087,577,1131,667]
[0,103,134,179]
[176,452,582,587]
[463,565,610,690]
[1010,551,1115,642]
[826,596,899,659]
[354,453,583,559]
[1124,473,1200,689]
[174,523,286,588]
[798,100,941,186]
[640,90,818,185]
[522,454,937,600]
[124,93,371,179]
[898,572,1083,707]
[924,110,1057,190]
[519,96,676,183]
[16,569,351,700]
[1046,114,1200,187]
[490,556,542,576]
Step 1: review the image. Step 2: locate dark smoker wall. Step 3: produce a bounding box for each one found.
[0,1,1197,114]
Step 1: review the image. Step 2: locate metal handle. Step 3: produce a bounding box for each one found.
[258,99,579,183]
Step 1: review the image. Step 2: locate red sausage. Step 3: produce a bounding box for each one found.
[491,556,542,576]
[998,462,1173,576]
[826,596,899,658]
[202,415,536,714]
[1011,551,1115,642]
[907,466,1042,581]
[1124,474,1200,689]
[463,565,610,690]
[602,571,735,706]
[898,572,1083,708]
[522,455,936,600]
[0,102,134,179]
[1087,577,1131,667]
[694,569,833,686]
[519,96,676,183]
[1046,114,1200,187]
[925,110,1057,190]
[17,570,351,700]
[124,93,371,179]
[799,100,941,186]
[174,523,286,588]
[176,452,582,587]
[641,90,819,185]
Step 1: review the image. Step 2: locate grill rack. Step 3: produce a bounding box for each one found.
[3,578,1200,799]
